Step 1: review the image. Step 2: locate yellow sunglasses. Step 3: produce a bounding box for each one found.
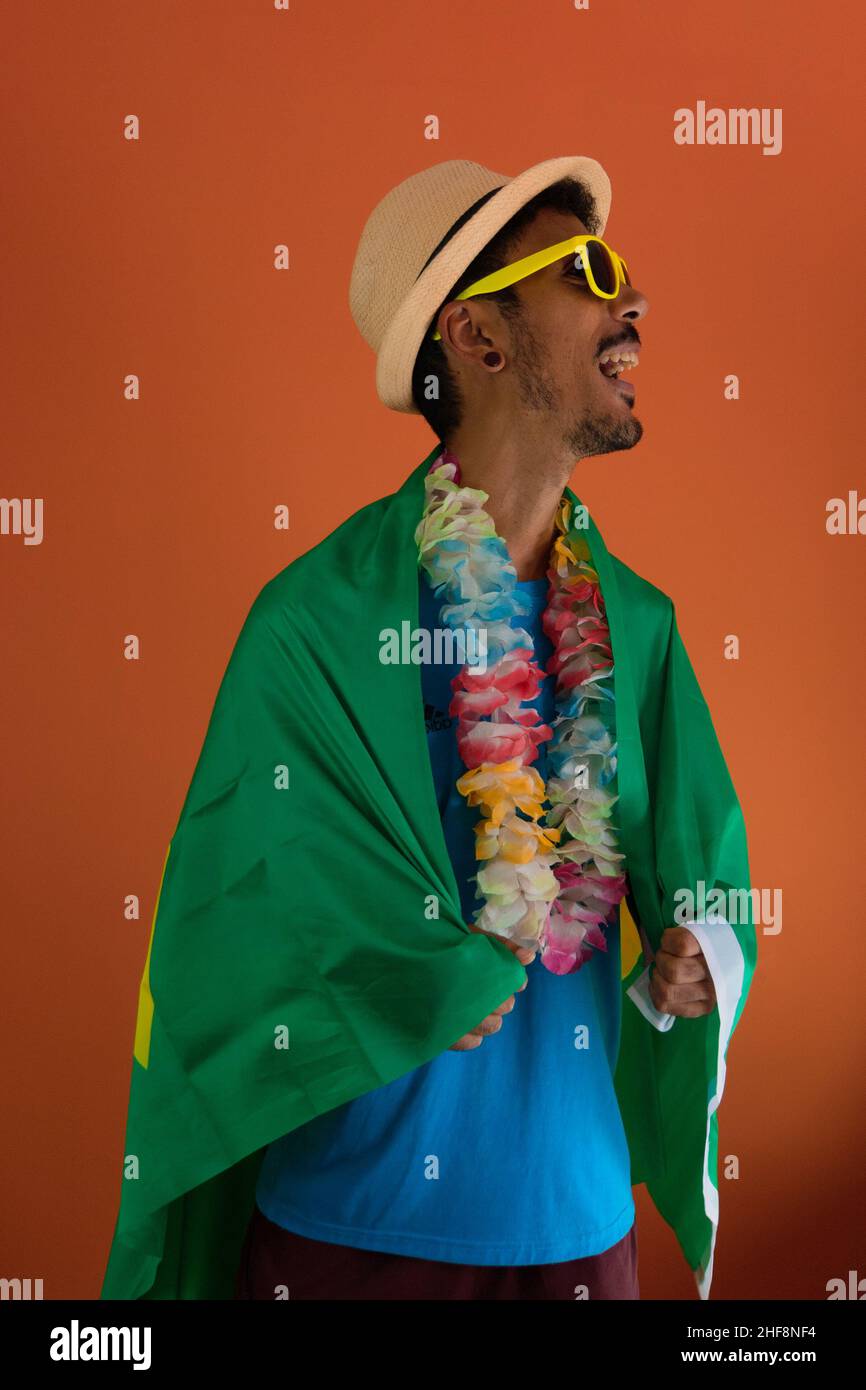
[430,234,631,341]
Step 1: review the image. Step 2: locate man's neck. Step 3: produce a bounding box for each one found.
[443,428,576,581]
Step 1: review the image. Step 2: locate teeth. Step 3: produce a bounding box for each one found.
[598,350,639,379]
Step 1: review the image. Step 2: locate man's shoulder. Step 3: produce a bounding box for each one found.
[603,550,677,696]
[607,550,674,627]
[245,487,397,628]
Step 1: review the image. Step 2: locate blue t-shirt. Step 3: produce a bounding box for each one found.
[254,571,635,1264]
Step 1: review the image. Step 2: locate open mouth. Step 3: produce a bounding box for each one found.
[598,348,638,402]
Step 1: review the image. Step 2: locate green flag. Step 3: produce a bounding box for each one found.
[101,443,756,1300]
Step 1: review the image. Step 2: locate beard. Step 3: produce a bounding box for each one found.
[562,397,643,457]
[510,314,643,458]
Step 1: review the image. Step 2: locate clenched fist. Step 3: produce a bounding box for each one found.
[448,922,535,1051]
[649,926,717,1018]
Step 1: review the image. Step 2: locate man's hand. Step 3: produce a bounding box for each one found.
[448,923,535,1051]
[649,926,717,1018]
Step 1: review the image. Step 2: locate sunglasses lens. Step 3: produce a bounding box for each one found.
[586,239,618,295]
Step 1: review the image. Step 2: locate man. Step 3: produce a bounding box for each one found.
[101,157,756,1303]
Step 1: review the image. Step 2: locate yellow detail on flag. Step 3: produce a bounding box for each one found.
[133,842,171,1071]
[620,893,643,979]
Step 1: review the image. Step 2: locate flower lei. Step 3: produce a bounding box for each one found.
[414,448,629,975]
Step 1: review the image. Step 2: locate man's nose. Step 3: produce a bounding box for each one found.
[610,283,649,324]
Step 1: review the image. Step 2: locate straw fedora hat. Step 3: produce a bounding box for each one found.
[349,155,612,414]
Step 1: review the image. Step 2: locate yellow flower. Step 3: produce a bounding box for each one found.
[475,813,561,863]
[553,534,578,569]
[456,761,546,824]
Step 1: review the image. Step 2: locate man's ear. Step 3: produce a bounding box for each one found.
[439,299,502,366]
[436,299,472,350]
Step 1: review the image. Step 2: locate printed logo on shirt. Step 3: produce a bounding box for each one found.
[424,703,453,734]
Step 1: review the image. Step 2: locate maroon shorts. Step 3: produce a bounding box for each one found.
[234,1203,639,1300]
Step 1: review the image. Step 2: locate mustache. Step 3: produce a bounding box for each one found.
[596,331,641,358]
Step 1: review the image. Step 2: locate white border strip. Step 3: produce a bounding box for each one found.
[626,963,676,1032]
[624,915,746,1299]
[686,916,745,1300]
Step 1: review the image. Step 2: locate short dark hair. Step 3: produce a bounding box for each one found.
[410,177,602,439]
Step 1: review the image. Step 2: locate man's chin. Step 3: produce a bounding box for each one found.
[564,408,643,458]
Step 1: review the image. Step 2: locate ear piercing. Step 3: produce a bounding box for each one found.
[484,351,503,368]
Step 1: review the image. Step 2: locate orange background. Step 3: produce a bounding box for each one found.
[3,0,865,1300]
